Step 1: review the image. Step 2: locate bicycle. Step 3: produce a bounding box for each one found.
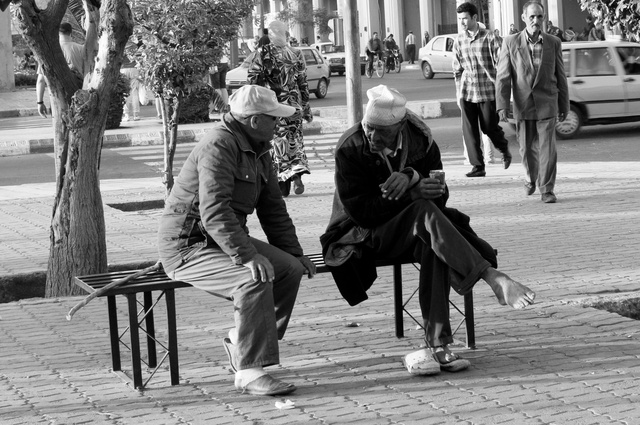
[365,53,385,78]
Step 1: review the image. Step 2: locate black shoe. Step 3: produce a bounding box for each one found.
[541,192,557,203]
[502,150,512,169]
[466,166,486,178]
[279,180,291,197]
[524,182,536,196]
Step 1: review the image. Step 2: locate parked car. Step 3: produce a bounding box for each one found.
[554,40,640,139]
[311,41,367,75]
[417,34,457,79]
[225,46,331,99]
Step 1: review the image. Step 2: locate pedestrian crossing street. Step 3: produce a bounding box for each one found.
[111,133,464,173]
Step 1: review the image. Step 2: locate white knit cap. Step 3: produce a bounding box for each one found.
[363,85,407,126]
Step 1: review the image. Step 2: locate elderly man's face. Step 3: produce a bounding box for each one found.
[363,121,402,153]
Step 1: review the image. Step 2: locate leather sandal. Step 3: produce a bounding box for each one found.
[432,346,470,372]
[222,338,237,373]
[235,374,297,396]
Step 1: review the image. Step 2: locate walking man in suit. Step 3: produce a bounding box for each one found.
[496,1,569,204]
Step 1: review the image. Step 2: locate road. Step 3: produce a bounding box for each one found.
[0,67,454,133]
[1,117,639,186]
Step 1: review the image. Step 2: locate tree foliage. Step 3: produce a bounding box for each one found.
[129,0,254,196]
[578,0,640,40]
[276,0,337,37]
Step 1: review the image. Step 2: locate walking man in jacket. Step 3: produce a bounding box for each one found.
[496,1,569,203]
[321,84,536,377]
[157,84,316,396]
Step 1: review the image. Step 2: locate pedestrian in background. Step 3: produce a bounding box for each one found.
[453,2,512,178]
[209,46,230,114]
[588,21,606,41]
[120,55,141,121]
[248,20,313,197]
[496,1,569,204]
[422,30,431,47]
[405,30,416,64]
[509,23,519,35]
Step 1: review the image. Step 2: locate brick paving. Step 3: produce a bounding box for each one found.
[1,91,640,424]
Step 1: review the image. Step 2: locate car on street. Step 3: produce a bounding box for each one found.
[554,40,640,139]
[225,46,331,99]
[418,34,457,79]
[311,41,367,75]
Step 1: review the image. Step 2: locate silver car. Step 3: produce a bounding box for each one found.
[555,40,640,139]
[226,46,331,99]
[418,34,457,79]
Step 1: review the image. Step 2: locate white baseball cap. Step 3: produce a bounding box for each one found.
[229,85,295,117]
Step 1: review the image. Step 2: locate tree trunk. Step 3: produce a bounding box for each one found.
[46,92,107,297]
[15,0,134,297]
[161,94,181,198]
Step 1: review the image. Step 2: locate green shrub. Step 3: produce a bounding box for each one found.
[178,85,213,124]
[14,72,38,87]
[105,73,131,130]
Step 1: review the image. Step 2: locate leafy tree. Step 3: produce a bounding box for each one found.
[130,0,254,197]
[578,0,640,40]
[276,0,337,39]
[9,0,133,297]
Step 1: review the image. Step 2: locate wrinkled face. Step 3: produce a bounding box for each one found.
[522,4,545,36]
[250,114,279,142]
[363,121,402,153]
[457,12,478,33]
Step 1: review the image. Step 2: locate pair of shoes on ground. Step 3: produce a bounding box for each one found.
[123,115,140,122]
[223,338,296,396]
[524,183,556,203]
[402,346,470,376]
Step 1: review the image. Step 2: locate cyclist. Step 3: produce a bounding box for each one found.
[383,34,398,71]
[365,32,383,75]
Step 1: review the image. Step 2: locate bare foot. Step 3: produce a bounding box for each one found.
[482,267,536,309]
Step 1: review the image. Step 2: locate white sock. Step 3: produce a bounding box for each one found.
[235,367,266,386]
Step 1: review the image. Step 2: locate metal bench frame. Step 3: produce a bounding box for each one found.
[73,254,474,389]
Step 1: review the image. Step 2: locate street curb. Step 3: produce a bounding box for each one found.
[0,100,460,156]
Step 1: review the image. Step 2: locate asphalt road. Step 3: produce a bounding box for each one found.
[1,117,640,187]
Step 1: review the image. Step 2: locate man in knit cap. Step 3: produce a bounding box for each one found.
[321,85,536,376]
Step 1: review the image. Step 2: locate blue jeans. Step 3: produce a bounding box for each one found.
[168,237,304,369]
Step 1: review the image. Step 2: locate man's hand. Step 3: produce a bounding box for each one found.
[410,177,445,200]
[297,255,316,278]
[558,112,566,122]
[379,172,410,201]
[243,254,274,284]
[37,103,48,118]
[498,109,509,123]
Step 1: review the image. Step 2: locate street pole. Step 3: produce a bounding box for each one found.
[343,0,362,126]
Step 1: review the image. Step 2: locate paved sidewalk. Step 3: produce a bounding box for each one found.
[2,89,640,424]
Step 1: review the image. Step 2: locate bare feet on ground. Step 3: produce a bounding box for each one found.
[482,267,536,309]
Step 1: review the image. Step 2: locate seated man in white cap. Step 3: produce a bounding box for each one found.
[158,84,316,396]
[321,85,535,375]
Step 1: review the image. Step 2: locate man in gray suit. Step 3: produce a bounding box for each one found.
[496,1,569,204]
